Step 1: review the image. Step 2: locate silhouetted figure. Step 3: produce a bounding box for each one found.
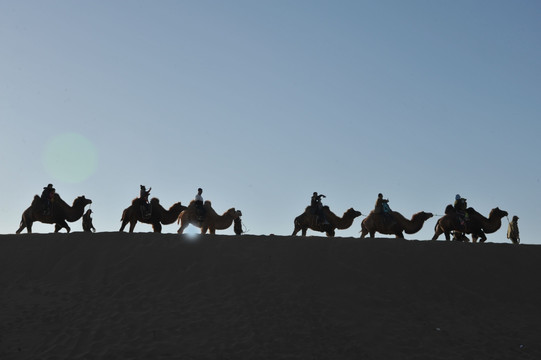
[194,187,205,221]
[374,193,393,223]
[311,192,327,224]
[140,185,152,218]
[41,184,56,215]
[82,209,96,233]
[234,216,243,235]
[374,193,391,213]
[453,194,469,227]
[507,215,520,244]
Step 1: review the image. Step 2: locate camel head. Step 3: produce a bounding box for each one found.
[416,211,434,221]
[226,208,242,219]
[170,202,186,211]
[490,207,508,219]
[346,208,362,219]
[74,196,92,207]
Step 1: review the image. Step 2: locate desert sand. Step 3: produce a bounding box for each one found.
[1,233,539,359]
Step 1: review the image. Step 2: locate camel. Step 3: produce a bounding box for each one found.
[432,205,508,242]
[16,193,92,234]
[120,198,187,233]
[360,210,433,239]
[292,206,362,237]
[177,200,242,234]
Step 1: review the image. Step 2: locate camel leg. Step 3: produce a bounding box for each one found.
[55,221,70,233]
[129,221,137,233]
[119,219,128,232]
[370,231,375,238]
[360,226,368,239]
[177,221,188,234]
[292,224,301,236]
[16,221,27,234]
[301,228,307,236]
[152,222,162,233]
[478,232,487,243]
[395,231,404,239]
[431,228,442,241]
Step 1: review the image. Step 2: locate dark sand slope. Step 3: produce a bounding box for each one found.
[1,233,540,359]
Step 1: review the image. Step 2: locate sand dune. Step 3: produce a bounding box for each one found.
[1,233,539,359]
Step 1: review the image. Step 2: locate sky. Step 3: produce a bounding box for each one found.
[1,1,540,242]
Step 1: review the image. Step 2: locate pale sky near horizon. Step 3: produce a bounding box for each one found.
[1,1,540,243]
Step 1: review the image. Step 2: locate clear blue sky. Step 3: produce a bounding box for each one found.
[1,1,540,242]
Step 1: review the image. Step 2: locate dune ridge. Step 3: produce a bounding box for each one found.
[1,233,540,359]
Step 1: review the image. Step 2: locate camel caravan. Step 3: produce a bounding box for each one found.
[16,185,517,243]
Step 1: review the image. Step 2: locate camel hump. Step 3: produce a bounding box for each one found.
[444,204,455,215]
[150,197,160,204]
[204,200,212,206]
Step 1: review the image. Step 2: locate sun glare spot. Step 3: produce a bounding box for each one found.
[42,132,98,183]
[183,232,200,242]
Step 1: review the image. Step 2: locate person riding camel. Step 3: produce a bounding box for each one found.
[454,194,468,227]
[374,193,393,222]
[311,192,328,224]
[194,188,205,221]
[140,185,152,218]
[41,184,56,215]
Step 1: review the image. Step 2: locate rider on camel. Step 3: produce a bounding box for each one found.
[140,185,151,218]
[311,192,328,224]
[454,194,468,226]
[41,184,56,215]
[194,188,205,221]
[374,193,393,223]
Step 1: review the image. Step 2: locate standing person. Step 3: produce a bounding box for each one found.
[195,188,205,221]
[507,216,520,244]
[82,209,96,233]
[41,184,56,215]
[139,185,151,218]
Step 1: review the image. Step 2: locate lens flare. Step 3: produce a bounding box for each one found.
[42,132,98,183]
